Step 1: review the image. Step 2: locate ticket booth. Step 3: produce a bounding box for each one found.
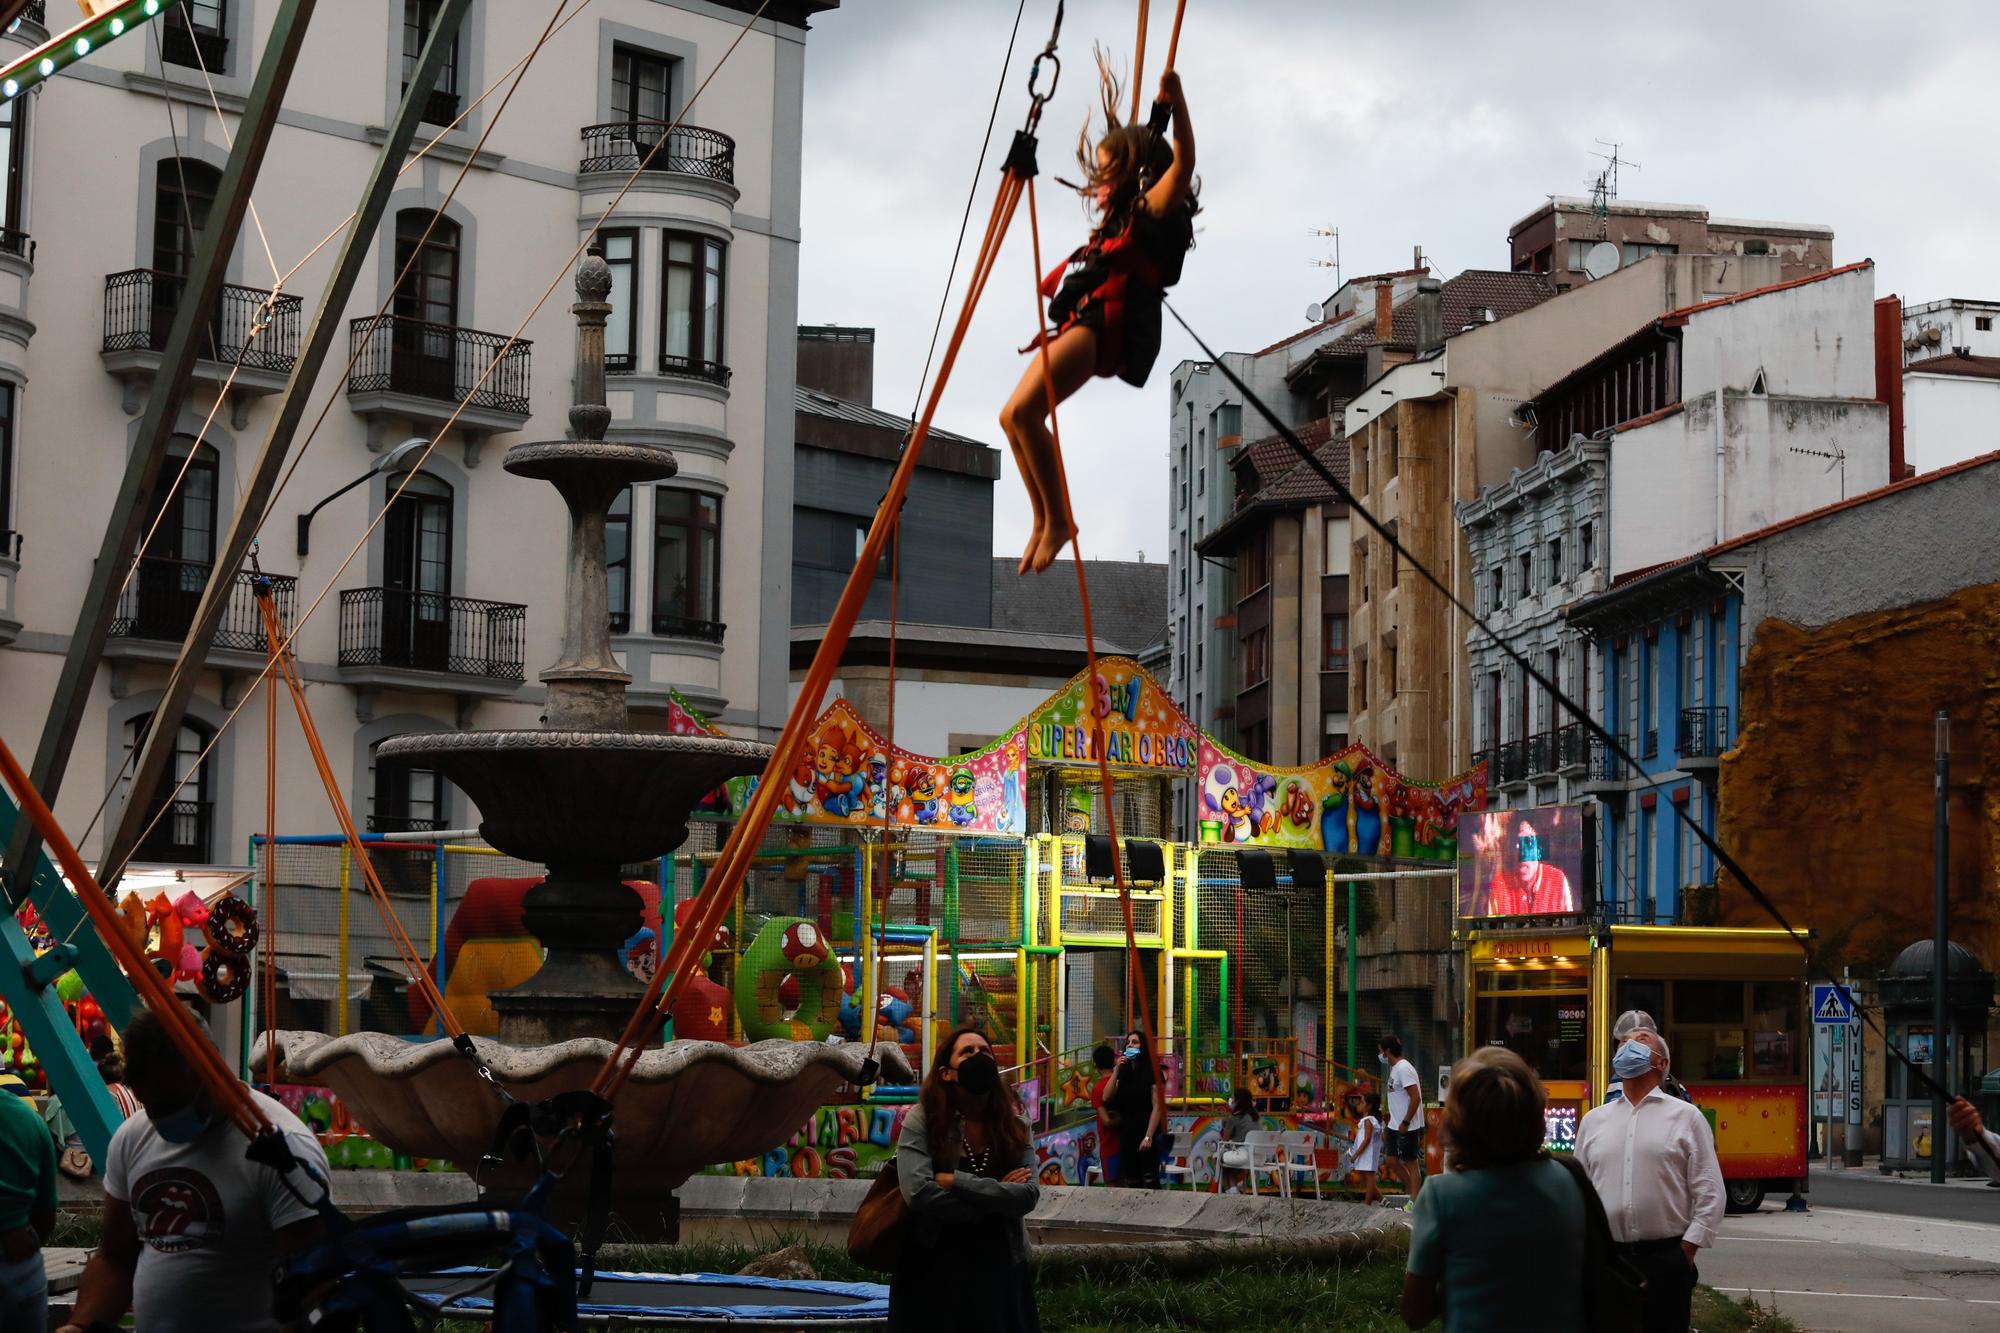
[1467,924,1809,1210]
[1878,938,1993,1173]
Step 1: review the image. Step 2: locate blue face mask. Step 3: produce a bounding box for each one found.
[152,1102,216,1145]
[1123,1046,1141,1060]
[1612,1040,1656,1081]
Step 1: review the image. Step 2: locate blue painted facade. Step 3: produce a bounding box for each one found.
[1568,561,1742,923]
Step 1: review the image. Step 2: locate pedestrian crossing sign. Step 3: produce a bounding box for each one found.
[1812,983,1858,1025]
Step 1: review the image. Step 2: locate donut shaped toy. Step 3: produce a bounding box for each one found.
[203,894,260,954]
[198,948,249,1004]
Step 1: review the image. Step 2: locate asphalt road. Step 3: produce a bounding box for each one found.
[1700,1200,2000,1331]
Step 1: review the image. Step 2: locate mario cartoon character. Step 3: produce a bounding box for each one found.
[908,765,943,825]
[1350,763,1386,856]
[947,769,978,826]
[1320,762,1354,853]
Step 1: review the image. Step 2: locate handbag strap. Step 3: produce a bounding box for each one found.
[1554,1153,1616,1264]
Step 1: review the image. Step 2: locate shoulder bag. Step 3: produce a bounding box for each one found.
[846,1158,912,1272]
[1552,1153,1648,1333]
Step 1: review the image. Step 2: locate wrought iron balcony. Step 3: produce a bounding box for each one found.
[337,587,526,682]
[1496,739,1528,785]
[102,269,303,372]
[1586,733,1630,786]
[1526,731,1555,777]
[136,797,213,865]
[420,86,460,127]
[0,228,31,263]
[650,612,726,644]
[1678,706,1730,759]
[1556,722,1590,771]
[579,122,735,183]
[161,13,227,72]
[107,558,297,654]
[1471,746,1498,778]
[346,315,532,418]
[657,353,731,385]
[366,814,447,834]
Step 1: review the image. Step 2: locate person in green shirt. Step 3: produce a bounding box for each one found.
[0,1080,58,1330]
[1402,1047,1586,1332]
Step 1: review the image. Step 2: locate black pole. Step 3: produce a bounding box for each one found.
[1932,710,1949,1185]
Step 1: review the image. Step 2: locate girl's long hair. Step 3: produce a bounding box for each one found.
[921,1026,1030,1166]
[1074,49,1198,240]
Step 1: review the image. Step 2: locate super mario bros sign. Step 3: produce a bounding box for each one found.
[1025,660,1198,773]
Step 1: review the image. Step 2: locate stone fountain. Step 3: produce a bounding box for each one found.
[259,253,908,1230]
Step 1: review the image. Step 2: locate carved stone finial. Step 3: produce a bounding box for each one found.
[577,250,613,302]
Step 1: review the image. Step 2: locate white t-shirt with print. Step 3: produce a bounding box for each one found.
[1387,1057,1426,1129]
[103,1087,329,1333]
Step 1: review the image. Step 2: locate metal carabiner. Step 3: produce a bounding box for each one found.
[1028,49,1061,108]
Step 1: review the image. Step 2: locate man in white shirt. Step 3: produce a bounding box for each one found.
[1576,1029,1724,1333]
[1377,1034,1425,1203]
[59,1007,330,1333]
[1947,1097,2000,1183]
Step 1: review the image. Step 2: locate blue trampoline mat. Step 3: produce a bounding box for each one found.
[407,1267,890,1326]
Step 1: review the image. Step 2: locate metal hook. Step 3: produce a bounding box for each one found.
[1028,50,1061,107]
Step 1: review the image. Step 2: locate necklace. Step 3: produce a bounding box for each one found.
[961,1143,994,1177]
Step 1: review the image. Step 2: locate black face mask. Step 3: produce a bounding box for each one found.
[955,1050,1000,1096]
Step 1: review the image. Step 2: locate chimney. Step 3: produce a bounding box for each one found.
[1873,295,1907,479]
[1415,277,1444,354]
[1374,282,1394,341]
[796,325,876,405]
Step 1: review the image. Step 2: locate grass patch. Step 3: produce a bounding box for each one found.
[56,1218,1797,1331]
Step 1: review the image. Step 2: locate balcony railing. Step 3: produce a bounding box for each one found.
[579,122,736,182]
[656,353,732,385]
[1526,731,1555,777]
[0,228,31,263]
[1555,722,1590,770]
[1471,746,1497,778]
[338,588,526,681]
[103,270,303,372]
[136,797,213,865]
[420,86,460,127]
[108,558,297,651]
[650,612,726,644]
[1,530,19,561]
[1678,706,1730,759]
[1496,739,1528,784]
[366,814,447,834]
[347,315,531,416]
[1588,733,1630,784]
[161,15,228,72]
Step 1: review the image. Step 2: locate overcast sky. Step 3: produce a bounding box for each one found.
[797,1,1995,563]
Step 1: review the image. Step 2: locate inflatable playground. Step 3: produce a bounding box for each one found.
[239,658,1479,1187]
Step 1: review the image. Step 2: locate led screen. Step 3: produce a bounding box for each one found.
[1458,805,1586,918]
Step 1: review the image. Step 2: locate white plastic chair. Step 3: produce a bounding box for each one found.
[1242,1129,1286,1197]
[1281,1130,1324,1200]
[1158,1134,1201,1190]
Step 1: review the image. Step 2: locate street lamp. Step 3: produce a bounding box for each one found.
[296,439,427,558]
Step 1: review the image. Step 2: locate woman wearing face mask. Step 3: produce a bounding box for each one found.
[1107,1030,1167,1188]
[889,1027,1041,1333]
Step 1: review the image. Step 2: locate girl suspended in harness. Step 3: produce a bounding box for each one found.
[1002,61,1198,574]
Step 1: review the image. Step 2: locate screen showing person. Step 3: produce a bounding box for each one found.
[1458,806,1584,917]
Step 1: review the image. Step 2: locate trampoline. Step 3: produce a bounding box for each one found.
[406,1268,890,1327]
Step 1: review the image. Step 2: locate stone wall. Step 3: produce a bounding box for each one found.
[1718,583,2000,971]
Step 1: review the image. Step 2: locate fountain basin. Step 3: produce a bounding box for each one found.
[260,1030,911,1201]
[374,731,768,867]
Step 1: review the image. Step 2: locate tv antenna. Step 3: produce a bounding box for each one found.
[1587,140,1640,233]
[1306,224,1340,286]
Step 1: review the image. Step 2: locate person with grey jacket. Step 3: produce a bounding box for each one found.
[890,1027,1041,1332]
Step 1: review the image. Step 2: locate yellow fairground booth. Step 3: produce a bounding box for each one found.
[1465,923,1810,1211]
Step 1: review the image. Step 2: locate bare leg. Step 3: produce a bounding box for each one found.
[1003,324,1098,574]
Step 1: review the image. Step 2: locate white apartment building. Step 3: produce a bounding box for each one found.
[0,0,826,864]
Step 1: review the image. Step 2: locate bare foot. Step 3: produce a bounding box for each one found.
[1030,517,1079,573]
[1018,515,1046,576]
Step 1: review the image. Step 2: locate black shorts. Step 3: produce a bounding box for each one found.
[1388,1127,1424,1161]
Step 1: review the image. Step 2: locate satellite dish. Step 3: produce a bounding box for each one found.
[1305,302,1325,323]
[1582,241,1620,280]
